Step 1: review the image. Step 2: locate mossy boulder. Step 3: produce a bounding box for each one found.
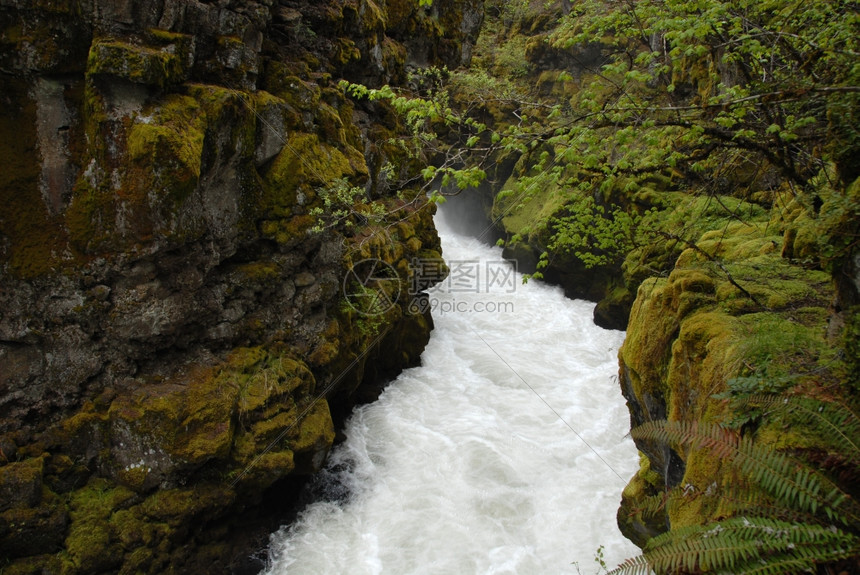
[87,36,190,88]
[617,452,665,548]
[0,457,44,511]
[104,347,333,493]
[107,375,234,492]
[618,195,843,542]
[125,94,205,203]
[65,480,135,572]
[0,500,69,560]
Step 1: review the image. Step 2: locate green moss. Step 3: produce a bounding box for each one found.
[385,0,418,30]
[0,458,44,509]
[66,81,116,253]
[656,194,769,247]
[381,37,408,80]
[228,349,315,416]
[619,277,681,398]
[668,448,735,529]
[233,450,295,488]
[232,262,281,292]
[667,310,739,421]
[754,422,821,451]
[86,38,186,87]
[107,364,238,487]
[268,74,321,109]
[65,176,114,254]
[733,312,834,380]
[67,80,265,251]
[261,132,358,217]
[145,28,186,45]
[493,174,564,238]
[125,94,205,204]
[225,346,268,370]
[138,484,233,524]
[0,554,67,575]
[249,411,297,443]
[65,479,135,572]
[308,338,340,367]
[622,452,662,501]
[286,400,334,475]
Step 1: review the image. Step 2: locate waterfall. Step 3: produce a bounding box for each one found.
[262,210,640,574]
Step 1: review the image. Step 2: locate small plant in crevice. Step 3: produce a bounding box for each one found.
[612,395,860,575]
[309,177,387,234]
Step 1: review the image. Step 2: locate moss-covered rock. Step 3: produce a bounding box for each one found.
[0,0,476,571]
[0,502,69,560]
[617,452,665,548]
[617,193,847,543]
[65,479,135,572]
[87,36,190,88]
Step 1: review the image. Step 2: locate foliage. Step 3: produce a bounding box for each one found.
[338,5,860,572]
[613,516,859,575]
[339,69,492,203]
[547,193,644,268]
[612,399,860,575]
[551,0,860,182]
[351,1,854,279]
[309,177,386,233]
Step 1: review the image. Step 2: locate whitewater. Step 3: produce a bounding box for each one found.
[262,210,641,574]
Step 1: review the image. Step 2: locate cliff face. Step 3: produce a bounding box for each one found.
[0,0,482,572]
[615,186,860,546]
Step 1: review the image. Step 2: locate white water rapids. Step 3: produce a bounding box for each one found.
[262,211,641,574]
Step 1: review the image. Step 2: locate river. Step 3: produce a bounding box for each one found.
[261,209,641,574]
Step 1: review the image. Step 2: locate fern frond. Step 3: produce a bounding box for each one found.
[609,517,860,575]
[720,482,821,525]
[750,395,860,461]
[628,490,671,520]
[608,554,653,575]
[738,553,838,575]
[737,537,860,575]
[610,522,767,575]
[631,420,860,527]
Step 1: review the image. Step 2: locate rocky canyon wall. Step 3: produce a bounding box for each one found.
[0,0,482,572]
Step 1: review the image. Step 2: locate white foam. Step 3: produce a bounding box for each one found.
[263,211,640,574]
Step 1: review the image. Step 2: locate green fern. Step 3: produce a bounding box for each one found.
[738,394,860,465]
[631,419,860,527]
[612,405,860,575]
[613,517,860,575]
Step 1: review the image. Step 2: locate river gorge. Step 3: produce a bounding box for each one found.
[1,0,857,573]
[262,210,640,573]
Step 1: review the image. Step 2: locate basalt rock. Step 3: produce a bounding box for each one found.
[0,0,481,572]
